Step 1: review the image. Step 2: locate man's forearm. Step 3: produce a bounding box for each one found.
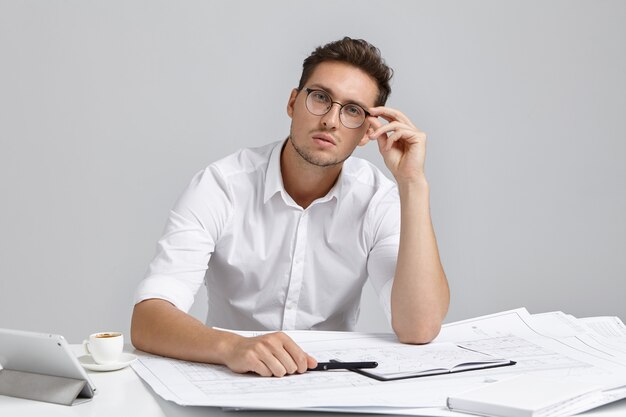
[130,298,317,376]
[131,298,238,364]
[391,179,450,344]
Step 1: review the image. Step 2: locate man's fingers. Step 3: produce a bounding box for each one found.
[378,128,426,152]
[281,336,313,373]
[367,115,384,131]
[272,346,299,375]
[257,332,308,376]
[367,117,384,140]
[306,354,318,370]
[253,360,274,377]
[371,121,409,141]
[227,332,316,377]
[368,106,415,128]
[384,130,408,151]
[260,354,289,377]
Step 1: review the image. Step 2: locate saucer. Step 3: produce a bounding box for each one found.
[78,352,138,372]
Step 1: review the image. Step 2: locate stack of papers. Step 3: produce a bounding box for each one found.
[130,308,626,416]
[447,374,624,417]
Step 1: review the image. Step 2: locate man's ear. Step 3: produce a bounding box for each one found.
[358,123,375,147]
[286,88,299,119]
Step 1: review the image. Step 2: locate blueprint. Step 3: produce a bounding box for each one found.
[130,308,626,415]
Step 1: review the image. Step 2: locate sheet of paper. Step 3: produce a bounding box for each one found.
[530,311,626,371]
[580,316,626,340]
[131,308,626,413]
[329,342,510,379]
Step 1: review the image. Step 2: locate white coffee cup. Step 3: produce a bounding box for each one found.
[83,332,123,364]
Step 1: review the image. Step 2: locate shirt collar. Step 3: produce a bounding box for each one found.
[263,139,344,206]
[263,140,286,204]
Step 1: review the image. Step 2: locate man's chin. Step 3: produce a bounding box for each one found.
[294,146,343,167]
[289,134,351,168]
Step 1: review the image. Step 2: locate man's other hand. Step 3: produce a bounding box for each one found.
[224,331,317,377]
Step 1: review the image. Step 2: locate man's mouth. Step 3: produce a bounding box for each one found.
[311,133,337,146]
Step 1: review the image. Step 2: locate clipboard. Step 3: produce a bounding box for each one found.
[334,343,517,382]
[349,358,517,382]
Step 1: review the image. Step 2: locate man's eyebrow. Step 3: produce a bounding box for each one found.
[308,83,371,110]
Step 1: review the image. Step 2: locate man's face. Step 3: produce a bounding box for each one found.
[286,61,379,168]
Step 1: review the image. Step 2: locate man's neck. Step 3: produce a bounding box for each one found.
[280,139,342,209]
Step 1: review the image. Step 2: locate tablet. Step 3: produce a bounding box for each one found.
[0,328,96,403]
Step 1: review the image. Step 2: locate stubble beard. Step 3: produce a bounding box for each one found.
[288,129,350,168]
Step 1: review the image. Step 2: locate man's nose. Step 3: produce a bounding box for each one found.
[321,103,341,129]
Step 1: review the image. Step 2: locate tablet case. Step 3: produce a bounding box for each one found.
[0,369,89,406]
[0,328,95,406]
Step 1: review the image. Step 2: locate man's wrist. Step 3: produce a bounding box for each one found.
[396,176,430,196]
[210,329,242,365]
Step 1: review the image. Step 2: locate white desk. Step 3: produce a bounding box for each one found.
[1,346,626,417]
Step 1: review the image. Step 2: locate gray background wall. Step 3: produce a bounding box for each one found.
[1,0,624,343]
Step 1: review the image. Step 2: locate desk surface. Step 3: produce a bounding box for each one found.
[1,346,625,417]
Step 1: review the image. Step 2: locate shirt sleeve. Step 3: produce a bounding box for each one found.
[365,186,401,325]
[133,165,232,313]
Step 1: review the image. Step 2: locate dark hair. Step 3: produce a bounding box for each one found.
[297,37,393,107]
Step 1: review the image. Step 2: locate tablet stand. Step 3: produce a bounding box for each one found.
[0,368,88,406]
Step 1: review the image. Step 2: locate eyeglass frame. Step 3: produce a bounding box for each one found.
[301,87,371,129]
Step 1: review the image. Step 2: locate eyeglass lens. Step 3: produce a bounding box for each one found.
[305,89,366,129]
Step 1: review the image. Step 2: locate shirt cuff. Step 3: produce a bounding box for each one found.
[133,275,198,313]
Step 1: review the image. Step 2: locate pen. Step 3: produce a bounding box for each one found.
[309,360,378,371]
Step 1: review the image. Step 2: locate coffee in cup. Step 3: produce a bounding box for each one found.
[83,332,123,364]
[95,332,119,338]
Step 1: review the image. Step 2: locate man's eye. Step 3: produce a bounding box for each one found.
[312,92,330,102]
[344,105,363,117]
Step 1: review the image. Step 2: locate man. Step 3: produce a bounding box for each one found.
[131,37,449,377]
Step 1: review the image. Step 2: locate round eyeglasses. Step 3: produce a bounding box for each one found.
[303,88,370,129]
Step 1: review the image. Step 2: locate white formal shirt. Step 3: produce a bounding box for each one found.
[134,140,401,331]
